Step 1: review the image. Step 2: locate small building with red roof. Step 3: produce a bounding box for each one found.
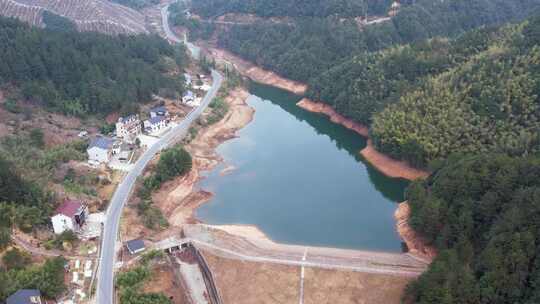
[51,199,88,235]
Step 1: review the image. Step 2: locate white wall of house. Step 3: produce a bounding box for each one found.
[116,117,142,143]
[144,120,169,136]
[52,214,74,234]
[87,147,110,164]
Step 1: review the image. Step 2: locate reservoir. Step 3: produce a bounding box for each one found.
[195,83,409,252]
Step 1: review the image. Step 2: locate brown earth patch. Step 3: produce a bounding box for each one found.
[203,251,300,304]
[304,267,412,304]
[142,264,191,304]
[205,47,307,95]
[202,250,414,304]
[395,202,436,262]
[360,140,429,181]
[297,98,369,136]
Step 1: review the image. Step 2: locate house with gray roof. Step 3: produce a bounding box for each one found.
[144,116,170,136]
[126,239,145,255]
[6,289,42,304]
[150,106,169,118]
[87,136,115,165]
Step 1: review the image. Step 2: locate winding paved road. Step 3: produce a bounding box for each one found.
[160,3,201,60]
[96,7,222,301]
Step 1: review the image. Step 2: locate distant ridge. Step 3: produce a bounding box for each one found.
[0,0,148,35]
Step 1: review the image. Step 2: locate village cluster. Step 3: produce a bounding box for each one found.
[85,72,209,169]
[1,73,212,304]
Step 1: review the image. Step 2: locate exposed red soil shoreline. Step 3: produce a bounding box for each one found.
[204,46,308,95]
[297,98,369,137]
[395,202,437,262]
[361,140,430,180]
[297,98,429,181]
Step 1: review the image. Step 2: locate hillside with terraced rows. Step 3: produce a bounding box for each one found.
[0,0,148,34]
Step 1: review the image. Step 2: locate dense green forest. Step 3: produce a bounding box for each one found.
[371,18,540,167]
[306,26,504,126]
[0,17,186,116]
[169,2,216,41]
[0,256,66,301]
[216,0,540,83]
[42,11,76,32]
[109,0,159,10]
[404,154,540,303]
[0,156,51,235]
[191,0,393,18]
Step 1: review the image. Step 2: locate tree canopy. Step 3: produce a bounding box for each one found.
[405,154,540,304]
[371,19,540,167]
[213,0,540,83]
[0,17,186,116]
[0,256,66,302]
[191,0,393,18]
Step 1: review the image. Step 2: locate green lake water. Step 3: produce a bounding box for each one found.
[195,83,409,252]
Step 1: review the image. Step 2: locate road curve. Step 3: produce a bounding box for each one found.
[160,3,201,60]
[96,10,222,302]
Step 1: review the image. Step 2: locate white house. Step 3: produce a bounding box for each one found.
[87,137,114,165]
[116,115,142,143]
[193,83,211,91]
[144,116,169,136]
[150,106,169,118]
[182,91,195,104]
[51,200,88,235]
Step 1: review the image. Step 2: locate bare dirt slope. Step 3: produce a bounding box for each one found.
[204,251,413,304]
[204,252,300,304]
[0,0,148,34]
[303,267,412,304]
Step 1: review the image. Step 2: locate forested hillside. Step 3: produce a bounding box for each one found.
[307,26,503,126]
[110,0,159,10]
[216,0,540,83]
[191,0,393,18]
[0,17,186,116]
[370,18,540,167]
[404,154,540,303]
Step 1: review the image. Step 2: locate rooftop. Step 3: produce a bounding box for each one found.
[55,200,83,218]
[6,289,41,304]
[89,136,114,150]
[150,106,168,114]
[149,116,167,125]
[126,239,145,253]
[118,114,139,123]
